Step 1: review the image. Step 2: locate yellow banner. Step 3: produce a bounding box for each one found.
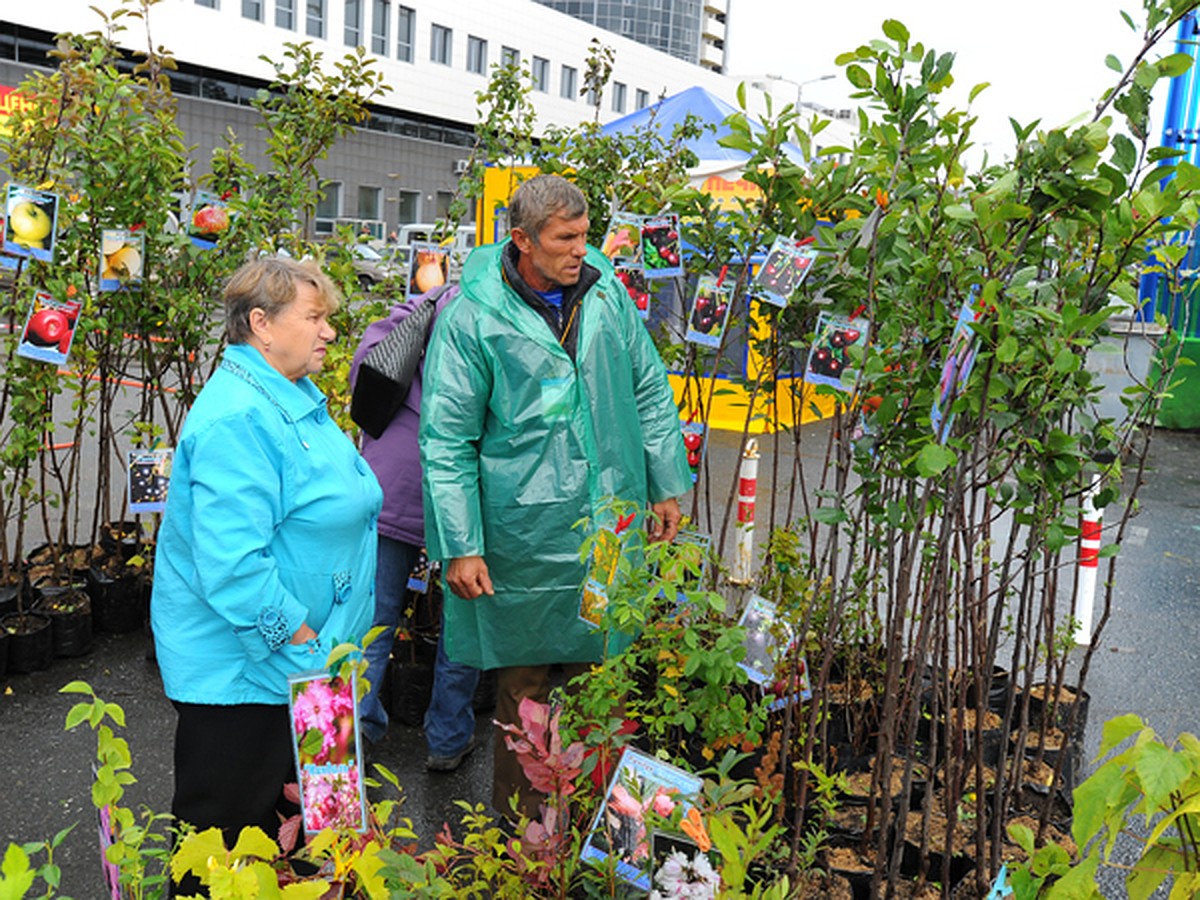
[0,85,34,136]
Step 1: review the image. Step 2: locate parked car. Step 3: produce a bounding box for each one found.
[351,243,405,289]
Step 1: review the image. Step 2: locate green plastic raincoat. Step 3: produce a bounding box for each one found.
[419,240,691,669]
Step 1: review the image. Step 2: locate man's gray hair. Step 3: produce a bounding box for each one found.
[509,174,588,243]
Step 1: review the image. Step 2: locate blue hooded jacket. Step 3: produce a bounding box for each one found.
[152,343,382,705]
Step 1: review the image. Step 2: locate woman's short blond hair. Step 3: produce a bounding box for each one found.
[224,256,341,344]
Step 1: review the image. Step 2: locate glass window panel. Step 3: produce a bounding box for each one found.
[344,0,361,45]
[396,6,413,61]
[371,0,389,54]
[306,0,324,37]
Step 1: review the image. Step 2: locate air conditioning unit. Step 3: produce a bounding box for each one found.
[453,159,470,175]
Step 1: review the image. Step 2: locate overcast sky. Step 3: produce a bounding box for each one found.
[724,0,1178,162]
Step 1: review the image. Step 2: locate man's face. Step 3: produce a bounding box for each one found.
[513,213,590,292]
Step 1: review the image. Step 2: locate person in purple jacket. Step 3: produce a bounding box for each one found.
[350,286,482,771]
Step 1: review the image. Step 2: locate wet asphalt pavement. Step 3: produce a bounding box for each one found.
[1,426,1198,898]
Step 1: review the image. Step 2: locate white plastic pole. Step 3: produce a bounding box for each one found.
[1073,472,1104,645]
[730,438,760,585]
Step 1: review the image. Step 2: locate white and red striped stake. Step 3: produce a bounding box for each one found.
[730,438,760,585]
[1073,472,1104,645]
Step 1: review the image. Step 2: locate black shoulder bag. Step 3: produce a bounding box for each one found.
[351,284,452,439]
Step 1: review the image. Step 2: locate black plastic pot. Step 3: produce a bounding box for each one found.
[86,567,148,634]
[0,575,26,618]
[34,587,92,658]
[0,628,8,677]
[2,612,54,673]
[387,636,437,727]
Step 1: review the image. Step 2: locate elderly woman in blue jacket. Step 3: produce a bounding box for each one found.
[151,257,382,861]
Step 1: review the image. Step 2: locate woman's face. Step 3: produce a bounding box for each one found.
[257,281,336,382]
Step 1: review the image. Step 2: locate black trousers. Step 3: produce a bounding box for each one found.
[170,701,299,893]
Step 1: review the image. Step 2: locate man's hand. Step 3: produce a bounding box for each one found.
[446,555,494,600]
[647,498,681,544]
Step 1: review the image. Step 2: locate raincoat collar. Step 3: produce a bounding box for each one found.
[500,240,598,360]
[219,342,328,423]
[460,240,600,359]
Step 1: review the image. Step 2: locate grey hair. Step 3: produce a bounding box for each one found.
[509,174,588,243]
[223,256,340,344]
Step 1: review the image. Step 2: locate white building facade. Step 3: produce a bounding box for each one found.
[1,0,748,238]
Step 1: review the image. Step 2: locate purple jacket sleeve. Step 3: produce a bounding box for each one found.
[351,287,457,546]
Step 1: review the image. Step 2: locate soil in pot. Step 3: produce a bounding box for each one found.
[25,543,97,584]
[0,628,8,677]
[99,521,142,563]
[2,612,54,673]
[824,841,877,900]
[35,587,92,657]
[793,868,856,900]
[1028,682,1090,744]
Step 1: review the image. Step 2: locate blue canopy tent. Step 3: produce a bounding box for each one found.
[600,85,808,175]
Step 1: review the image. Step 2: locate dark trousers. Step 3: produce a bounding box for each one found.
[170,702,299,894]
[493,663,589,820]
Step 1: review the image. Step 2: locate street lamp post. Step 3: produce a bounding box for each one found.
[751,72,836,111]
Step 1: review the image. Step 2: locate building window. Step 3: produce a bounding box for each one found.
[612,81,626,113]
[531,56,549,92]
[635,88,649,110]
[560,65,577,100]
[585,86,597,107]
[436,191,453,220]
[359,185,382,221]
[396,6,414,62]
[195,0,218,8]
[397,190,419,224]
[315,181,342,235]
[306,0,324,37]
[430,23,452,65]
[466,36,487,75]
[242,0,263,20]
[344,0,362,46]
[371,0,389,54]
[501,46,519,67]
[275,0,295,28]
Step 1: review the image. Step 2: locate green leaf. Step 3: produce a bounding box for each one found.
[172,828,229,881]
[916,442,956,477]
[812,507,848,525]
[1126,843,1175,900]
[1099,714,1145,754]
[1071,759,1126,849]
[1044,853,1099,897]
[0,844,36,899]
[64,702,93,731]
[881,19,910,43]
[996,336,1019,364]
[1156,52,1194,79]
[1135,741,1192,814]
[230,826,280,862]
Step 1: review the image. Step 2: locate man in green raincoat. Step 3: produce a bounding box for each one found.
[419,174,692,818]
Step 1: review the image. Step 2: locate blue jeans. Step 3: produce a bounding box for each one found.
[424,625,480,757]
[360,535,479,755]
